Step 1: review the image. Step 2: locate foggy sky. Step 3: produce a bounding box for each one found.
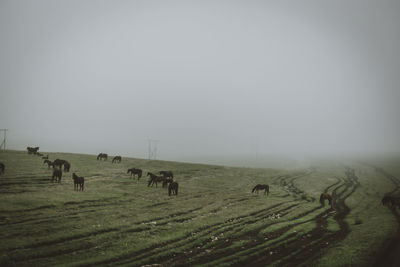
[1,0,399,161]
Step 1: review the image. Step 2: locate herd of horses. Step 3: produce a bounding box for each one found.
[24,147,179,195]
[96,153,122,163]
[2,147,400,207]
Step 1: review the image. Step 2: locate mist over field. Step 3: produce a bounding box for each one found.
[1,0,399,164]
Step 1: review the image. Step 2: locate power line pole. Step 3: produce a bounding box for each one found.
[0,129,8,150]
[147,139,159,160]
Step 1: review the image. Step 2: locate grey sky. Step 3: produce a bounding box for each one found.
[1,0,399,161]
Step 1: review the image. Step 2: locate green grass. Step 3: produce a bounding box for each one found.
[0,150,398,266]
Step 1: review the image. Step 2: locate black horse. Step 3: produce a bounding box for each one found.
[160,171,174,179]
[27,147,39,154]
[168,182,179,196]
[53,159,67,170]
[0,162,4,175]
[52,169,62,183]
[320,193,333,207]
[127,168,142,180]
[252,184,270,195]
[382,195,400,208]
[72,173,84,191]
[97,153,108,161]
[112,156,122,163]
[43,159,53,169]
[147,172,164,187]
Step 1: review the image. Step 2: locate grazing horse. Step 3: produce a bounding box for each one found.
[163,177,174,188]
[43,159,54,169]
[52,169,62,183]
[160,171,174,179]
[27,147,39,154]
[53,159,67,170]
[0,162,4,175]
[147,172,164,187]
[168,182,179,196]
[112,156,122,163]
[382,195,400,208]
[72,173,84,191]
[252,184,270,195]
[320,193,333,207]
[97,153,108,161]
[127,168,142,180]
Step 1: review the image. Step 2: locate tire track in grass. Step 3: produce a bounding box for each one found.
[113,203,301,267]
[138,194,322,267]
[264,166,360,267]
[76,201,297,266]
[9,201,229,264]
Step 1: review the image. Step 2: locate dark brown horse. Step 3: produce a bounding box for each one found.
[0,162,4,175]
[382,195,400,208]
[168,182,179,196]
[127,168,142,180]
[97,153,108,161]
[52,159,70,172]
[147,172,164,187]
[52,169,62,183]
[72,173,84,191]
[320,193,333,207]
[112,156,122,163]
[160,171,174,179]
[252,184,269,195]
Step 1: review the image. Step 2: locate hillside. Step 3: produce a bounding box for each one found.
[0,150,399,266]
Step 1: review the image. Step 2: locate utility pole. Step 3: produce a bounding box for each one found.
[0,129,8,150]
[147,139,159,160]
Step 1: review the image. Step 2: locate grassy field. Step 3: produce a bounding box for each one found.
[0,150,399,266]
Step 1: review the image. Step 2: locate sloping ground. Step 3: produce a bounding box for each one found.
[0,150,398,266]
